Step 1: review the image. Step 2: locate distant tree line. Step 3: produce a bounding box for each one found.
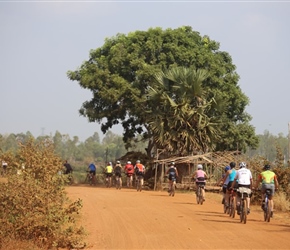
[0,130,147,170]
[0,129,289,166]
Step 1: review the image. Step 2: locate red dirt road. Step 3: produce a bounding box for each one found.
[66,186,290,250]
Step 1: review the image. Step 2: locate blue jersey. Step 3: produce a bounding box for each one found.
[229,169,236,182]
[89,163,96,171]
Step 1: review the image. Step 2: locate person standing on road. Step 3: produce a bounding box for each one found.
[254,164,279,218]
[230,162,252,215]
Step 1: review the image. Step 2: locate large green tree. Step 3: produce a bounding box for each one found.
[67,26,258,155]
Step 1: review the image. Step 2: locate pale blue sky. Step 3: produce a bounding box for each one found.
[1,1,289,142]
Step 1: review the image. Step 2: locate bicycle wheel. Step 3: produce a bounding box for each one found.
[243,199,247,224]
[200,188,204,205]
[196,188,200,204]
[266,199,271,222]
[171,182,175,197]
[231,196,236,218]
[239,200,244,223]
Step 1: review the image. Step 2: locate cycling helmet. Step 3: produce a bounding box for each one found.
[225,166,230,172]
[116,160,120,164]
[239,162,246,168]
[108,162,112,165]
[127,161,131,164]
[170,162,175,166]
[197,164,203,170]
[229,162,236,168]
[136,160,140,163]
[263,164,271,170]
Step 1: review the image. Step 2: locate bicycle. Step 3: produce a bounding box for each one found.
[126,173,133,188]
[136,174,144,192]
[228,189,236,218]
[168,176,176,197]
[237,187,251,224]
[105,174,112,188]
[84,171,93,185]
[115,174,122,190]
[263,188,273,222]
[196,183,205,205]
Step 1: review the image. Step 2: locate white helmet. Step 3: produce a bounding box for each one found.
[127,161,131,164]
[197,164,203,170]
[239,162,246,168]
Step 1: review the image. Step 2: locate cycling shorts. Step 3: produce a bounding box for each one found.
[261,183,275,196]
[227,181,238,191]
[89,170,96,175]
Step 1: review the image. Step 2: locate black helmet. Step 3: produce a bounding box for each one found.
[263,164,271,171]
[229,162,236,168]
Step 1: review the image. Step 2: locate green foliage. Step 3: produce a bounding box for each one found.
[67,26,258,154]
[0,139,86,249]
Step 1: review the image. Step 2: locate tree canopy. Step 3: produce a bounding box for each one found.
[67,26,258,155]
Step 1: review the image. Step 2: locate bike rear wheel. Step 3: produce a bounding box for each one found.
[264,198,271,222]
[231,196,236,218]
[242,199,247,224]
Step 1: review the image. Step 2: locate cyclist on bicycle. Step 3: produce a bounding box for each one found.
[219,165,231,205]
[63,160,73,174]
[105,162,113,187]
[124,161,134,187]
[222,162,238,208]
[254,164,279,217]
[114,160,123,188]
[193,164,207,201]
[230,162,252,214]
[166,162,179,193]
[134,160,145,187]
[88,162,96,185]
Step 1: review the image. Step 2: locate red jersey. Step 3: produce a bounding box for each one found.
[124,164,134,174]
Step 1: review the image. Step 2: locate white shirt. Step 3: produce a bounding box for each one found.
[235,168,252,185]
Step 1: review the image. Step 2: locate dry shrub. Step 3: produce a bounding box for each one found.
[273,191,290,212]
[0,139,86,249]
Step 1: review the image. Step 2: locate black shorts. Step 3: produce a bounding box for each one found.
[106,173,113,178]
[115,172,121,177]
[227,181,238,191]
[89,170,96,176]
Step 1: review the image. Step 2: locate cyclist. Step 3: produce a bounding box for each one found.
[124,161,134,187]
[192,164,208,201]
[222,162,238,207]
[63,160,73,174]
[254,164,279,217]
[88,162,96,185]
[219,165,231,205]
[114,160,123,189]
[230,162,252,214]
[166,162,179,193]
[134,160,145,188]
[104,162,113,187]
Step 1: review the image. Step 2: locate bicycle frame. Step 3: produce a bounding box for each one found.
[136,175,144,192]
[168,177,176,197]
[237,187,251,224]
[196,183,205,205]
[264,189,272,222]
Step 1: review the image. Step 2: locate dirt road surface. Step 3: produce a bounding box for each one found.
[66,186,290,250]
